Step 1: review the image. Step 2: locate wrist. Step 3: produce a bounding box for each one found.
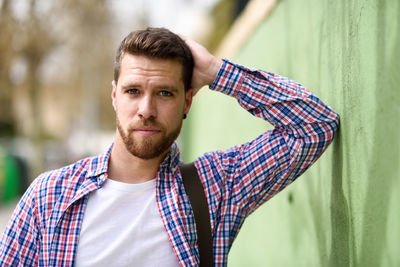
[206,57,223,85]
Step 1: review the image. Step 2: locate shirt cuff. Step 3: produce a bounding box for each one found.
[209,59,246,98]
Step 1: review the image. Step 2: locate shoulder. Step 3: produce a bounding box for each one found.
[4,156,98,237]
[25,158,90,209]
[28,145,111,214]
[34,157,93,193]
[194,131,269,178]
[193,146,243,194]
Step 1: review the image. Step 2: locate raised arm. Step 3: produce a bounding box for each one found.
[199,59,339,216]
[180,35,339,211]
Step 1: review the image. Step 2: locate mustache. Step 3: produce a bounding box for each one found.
[127,118,163,132]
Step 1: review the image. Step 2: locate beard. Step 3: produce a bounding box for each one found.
[116,116,182,160]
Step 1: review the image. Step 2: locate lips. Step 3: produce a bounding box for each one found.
[132,126,162,136]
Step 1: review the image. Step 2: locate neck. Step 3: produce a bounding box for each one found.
[108,133,168,184]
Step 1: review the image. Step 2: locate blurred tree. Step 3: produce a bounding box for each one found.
[0,0,114,175]
[14,0,57,140]
[206,0,250,52]
[0,0,17,136]
[57,0,115,132]
[206,0,235,52]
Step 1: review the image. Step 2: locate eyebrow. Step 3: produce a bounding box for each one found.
[120,83,179,93]
[156,85,179,93]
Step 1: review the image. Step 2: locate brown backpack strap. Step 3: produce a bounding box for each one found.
[180,163,213,266]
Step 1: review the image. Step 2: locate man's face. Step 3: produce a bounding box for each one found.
[112,54,193,159]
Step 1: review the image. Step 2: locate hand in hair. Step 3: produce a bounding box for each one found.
[178,35,223,95]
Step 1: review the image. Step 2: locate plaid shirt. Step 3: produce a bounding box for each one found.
[0,60,339,266]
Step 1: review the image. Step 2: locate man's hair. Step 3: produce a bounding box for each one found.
[114,27,194,91]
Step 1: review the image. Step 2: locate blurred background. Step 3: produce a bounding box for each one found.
[0,0,247,201]
[1,0,399,266]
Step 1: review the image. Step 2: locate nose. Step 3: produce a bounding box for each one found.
[137,95,157,119]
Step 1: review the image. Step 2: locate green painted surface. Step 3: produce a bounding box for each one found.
[1,155,21,203]
[182,0,400,266]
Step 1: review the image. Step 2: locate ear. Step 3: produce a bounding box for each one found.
[184,88,194,115]
[111,80,117,111]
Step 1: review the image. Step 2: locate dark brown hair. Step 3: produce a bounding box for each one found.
[114,27,193,91]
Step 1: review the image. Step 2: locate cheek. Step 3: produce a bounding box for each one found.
[115,106,132,128]
[168,101,185,116]
[116,99,137,116]
[158,104,183,126]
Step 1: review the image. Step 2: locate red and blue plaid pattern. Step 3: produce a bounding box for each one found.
[0,60,339,266]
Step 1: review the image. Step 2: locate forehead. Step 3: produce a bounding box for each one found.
[118,54,184,85]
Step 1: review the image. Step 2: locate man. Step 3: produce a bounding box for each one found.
[0,27,339,266]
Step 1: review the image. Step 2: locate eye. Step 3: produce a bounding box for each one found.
[159,90,173,97]
[126,88,139,95]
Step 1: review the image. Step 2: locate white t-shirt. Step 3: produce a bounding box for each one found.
[74,178,179,267]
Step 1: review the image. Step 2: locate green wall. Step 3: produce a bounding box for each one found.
[183,0,400,266]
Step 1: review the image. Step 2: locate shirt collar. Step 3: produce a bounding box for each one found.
[86,143,113,181]
[86,141,182,181]
[159,142,182,173]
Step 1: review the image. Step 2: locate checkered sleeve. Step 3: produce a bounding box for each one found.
[0,177,41,266]
[203,59,339,218]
